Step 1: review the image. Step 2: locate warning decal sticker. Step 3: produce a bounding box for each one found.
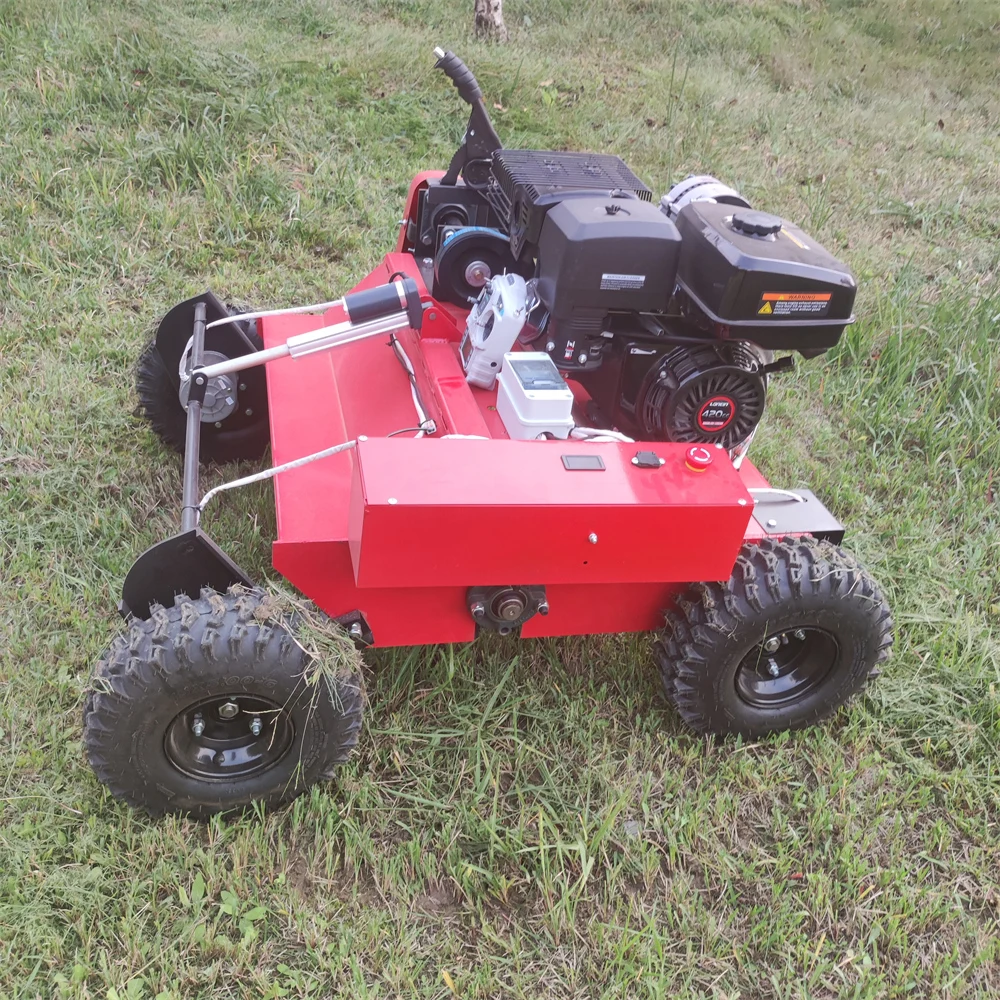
[601,273,646,291]
[757,292,832,318]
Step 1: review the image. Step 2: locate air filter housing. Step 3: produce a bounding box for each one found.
[488,149,652,257]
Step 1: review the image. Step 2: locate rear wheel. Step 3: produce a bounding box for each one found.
[658,536,893,737]
[83,587,364,818]
[136,306,269,463]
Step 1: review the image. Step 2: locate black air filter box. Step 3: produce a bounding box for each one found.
[489,150,652,257]
[537,197,682,316]
[674,201,856,352]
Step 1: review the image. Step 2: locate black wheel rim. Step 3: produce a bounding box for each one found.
[164,695,294,781]
[735,627,839,708]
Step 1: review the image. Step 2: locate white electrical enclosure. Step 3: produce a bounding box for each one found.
[496,352,575,440]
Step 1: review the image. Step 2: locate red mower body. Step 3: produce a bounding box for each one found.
[262,248,773,648]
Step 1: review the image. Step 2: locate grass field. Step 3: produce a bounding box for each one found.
[2,0,1000,996]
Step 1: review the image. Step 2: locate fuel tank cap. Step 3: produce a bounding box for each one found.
[731,210,783,237]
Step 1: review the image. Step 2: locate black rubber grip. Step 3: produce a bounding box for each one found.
[344,278,423,330]
[434,50,482,104]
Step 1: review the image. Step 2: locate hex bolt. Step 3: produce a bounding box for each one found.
[428,311,437,321]
[588,533,598,544]
[218,701,239,720]
[471,602,486,618]
[214,421,222,429]
[577,353,588,365]
[763,635,781,654]
[423,257,434,266]
[545,341,556,352]
[245,408,254,417]
[349,622,363,639]
[239,383,247,391]
[768,658,781,677]
[537,601,549,616]
[766,518,777,528]
[793,629,807,641]
[191,713,206,736]
[249,716,263,737]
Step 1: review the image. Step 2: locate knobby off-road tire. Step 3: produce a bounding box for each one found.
[658,536,893,738]
[83,587,364,819]
[136,309,269,463]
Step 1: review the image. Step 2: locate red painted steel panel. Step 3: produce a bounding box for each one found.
[519,581,681,638]
[349,437,753,588]
[273,539,476,646]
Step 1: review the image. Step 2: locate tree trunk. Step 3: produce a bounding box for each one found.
[475,0,509,43]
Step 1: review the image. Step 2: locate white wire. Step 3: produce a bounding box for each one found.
[569,426,635,443]
[748,487,806,503]
[390,335,435,437]
[198,440,358,512]
[206,299,345,330]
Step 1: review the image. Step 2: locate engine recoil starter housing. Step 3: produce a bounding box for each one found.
[637,342,766,449]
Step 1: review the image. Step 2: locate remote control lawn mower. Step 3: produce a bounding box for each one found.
[84,50,893,818]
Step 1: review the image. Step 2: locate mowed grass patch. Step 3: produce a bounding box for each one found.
[1,0,999,997]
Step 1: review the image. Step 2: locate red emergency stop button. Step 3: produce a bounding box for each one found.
[685,445,713,472]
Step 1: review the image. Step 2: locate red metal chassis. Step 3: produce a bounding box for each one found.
[259,174,774,648]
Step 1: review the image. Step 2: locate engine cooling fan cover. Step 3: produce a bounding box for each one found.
[637,342,766,448]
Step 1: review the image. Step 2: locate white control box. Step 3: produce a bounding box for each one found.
[496,352,575,440]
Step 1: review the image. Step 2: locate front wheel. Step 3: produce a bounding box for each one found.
[658,536,893,738]
[83,587,364,818]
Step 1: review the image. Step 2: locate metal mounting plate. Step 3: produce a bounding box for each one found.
[752,489,845,544]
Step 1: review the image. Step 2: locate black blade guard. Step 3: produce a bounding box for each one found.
[120,529,254,620]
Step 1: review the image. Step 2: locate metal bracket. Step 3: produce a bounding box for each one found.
[754,488,845,544]
[467,585,548,635]
[333,610,374,647]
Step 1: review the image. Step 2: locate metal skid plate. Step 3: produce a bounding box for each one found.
[752,489,845,544]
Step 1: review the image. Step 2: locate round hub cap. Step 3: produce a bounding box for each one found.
[464,259,492,288]
[164,695,293,780]
[735,627,839,707]
[178,347,240,423]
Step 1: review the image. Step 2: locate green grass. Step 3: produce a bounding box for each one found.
[2,0,1000,996]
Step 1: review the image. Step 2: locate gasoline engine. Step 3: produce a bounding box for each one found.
[410,53,857,450]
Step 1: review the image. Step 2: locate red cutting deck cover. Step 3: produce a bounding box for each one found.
[260,253,770,646]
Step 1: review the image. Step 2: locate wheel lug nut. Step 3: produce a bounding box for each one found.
[763,636,781,654]
[793,629,806,641]
[768,658,781,677]
[249,716,263,737]
[191,713,205,736]
[218,701,239,720]
[214,751,226,765]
